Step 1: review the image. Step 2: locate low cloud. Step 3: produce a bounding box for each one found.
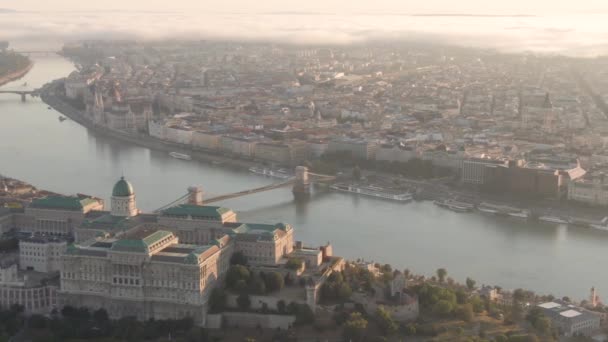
[2,11,607,56]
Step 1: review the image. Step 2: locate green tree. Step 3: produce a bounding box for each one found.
[264,272,284,293]
[248,273,266,295]
[226,265,250,290]
[277,300,286,314]
[433,299,455,316]
[436,268,447,283]
[466,277,476,290]
[343,312,368,342]
[375,306,398,335]
[209,288,227,313]
[230,251,248,266]
[456,303,474,322]
[285,258,302,271]
[237,293,251,311]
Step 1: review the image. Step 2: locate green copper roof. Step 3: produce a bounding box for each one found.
[30,196,98,211]
[111,230,173,253]
[112,177,134,197]
[162,204,231,219]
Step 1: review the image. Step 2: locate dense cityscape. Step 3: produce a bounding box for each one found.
[2,33,608,341]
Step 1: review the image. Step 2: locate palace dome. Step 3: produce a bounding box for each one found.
[112,177,134,197]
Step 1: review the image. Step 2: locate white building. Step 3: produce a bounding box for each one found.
[538,301,601,337]
[19,236,67,273]
[568,177,608,206]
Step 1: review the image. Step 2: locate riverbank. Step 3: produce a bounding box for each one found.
[40,80,608,231]
[41,80,259,171]
[0,60,33,87]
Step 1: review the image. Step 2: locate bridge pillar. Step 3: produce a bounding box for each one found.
[187,186,204,205]
[292,166,311,198]
[20,93,26,102]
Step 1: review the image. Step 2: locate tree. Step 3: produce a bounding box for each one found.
[375,306,398,335]
[264,272,284,293]
[433,299,455,316]
[209,288,227,313]
[230,251,248,266]
[277,300,286,314]
[285,258,302,271]
[336,282,352,301]
[343,312,367,342]
[466,277,476,290]
[226,265,250,290]
[237,293,251,311]
[436,268,447,283]
[248,273,266,295]
[92,308,109,325]
[456,303,474,322]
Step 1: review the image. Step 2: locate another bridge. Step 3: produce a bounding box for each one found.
[13,50,59,56]
[0,89,40,102]
[153,166,335,213]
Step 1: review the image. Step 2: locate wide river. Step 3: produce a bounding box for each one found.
[1,55,606,300]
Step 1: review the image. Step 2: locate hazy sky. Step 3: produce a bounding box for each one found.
[6,0,608,14]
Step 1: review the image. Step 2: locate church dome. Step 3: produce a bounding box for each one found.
[112,177,134,197]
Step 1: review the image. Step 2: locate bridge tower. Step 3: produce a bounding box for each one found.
[292,166,311,198]
[187,186,204,205]
[20,93,26,102]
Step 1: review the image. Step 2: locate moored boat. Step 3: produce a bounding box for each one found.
[330,183,413,202]
[538,216,568,224]
[169,152,192,160]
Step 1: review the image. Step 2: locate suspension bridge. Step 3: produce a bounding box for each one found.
[153,166,335,213]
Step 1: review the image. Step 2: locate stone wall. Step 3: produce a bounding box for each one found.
[206,312,295,330]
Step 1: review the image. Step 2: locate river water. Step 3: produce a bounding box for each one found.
[1,55,606,300]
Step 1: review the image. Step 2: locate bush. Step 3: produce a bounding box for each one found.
[286,258,303,270]
[264,272,285,293]
[237,293,251,310]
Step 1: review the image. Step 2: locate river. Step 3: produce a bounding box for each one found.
[0,54,606,300]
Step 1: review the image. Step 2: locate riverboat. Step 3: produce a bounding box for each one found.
[508,211,530,220]
[248,166,292,180]
[434,199,474,212]
[169,152,192,160]
[330,183,413,202]
[538,216,568,224]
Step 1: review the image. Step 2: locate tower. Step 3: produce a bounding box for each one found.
[111,176,138,217]
[187,186,204,205]
[542,92,556,134]
[292,166,311,198]
[590,287,599,308]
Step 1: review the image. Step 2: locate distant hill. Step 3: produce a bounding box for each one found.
[0,8,16,13]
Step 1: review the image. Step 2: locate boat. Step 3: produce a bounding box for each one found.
[508,211,530,220]
[58,116,67,122]
[590,224,608,232]
[249,166,292,180]
[169,152,192,160]
[47,106,52,110]
[538,216,568,224]
[211,160,224,166]
[330,183,413,202]
[434,199,474,212]
[476,204,499,215]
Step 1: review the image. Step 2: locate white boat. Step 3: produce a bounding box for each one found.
[330,183,413,202]
[249,166,292,180]
[477,206,498,215]
[538,216,568,224]
[590,224,608,232]
[169,152,192,160]
[435,200,473,212]
[508,211,529,220]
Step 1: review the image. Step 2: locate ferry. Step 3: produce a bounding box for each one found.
[58,116,67,122]
[249,166,292,180]
[169,152,192,160]
[434,199,474,213]
[476,203,499,215]
[330,183,413,202]
[508,211,530,220]
[590,224,608,232]
[538,216,568,224]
